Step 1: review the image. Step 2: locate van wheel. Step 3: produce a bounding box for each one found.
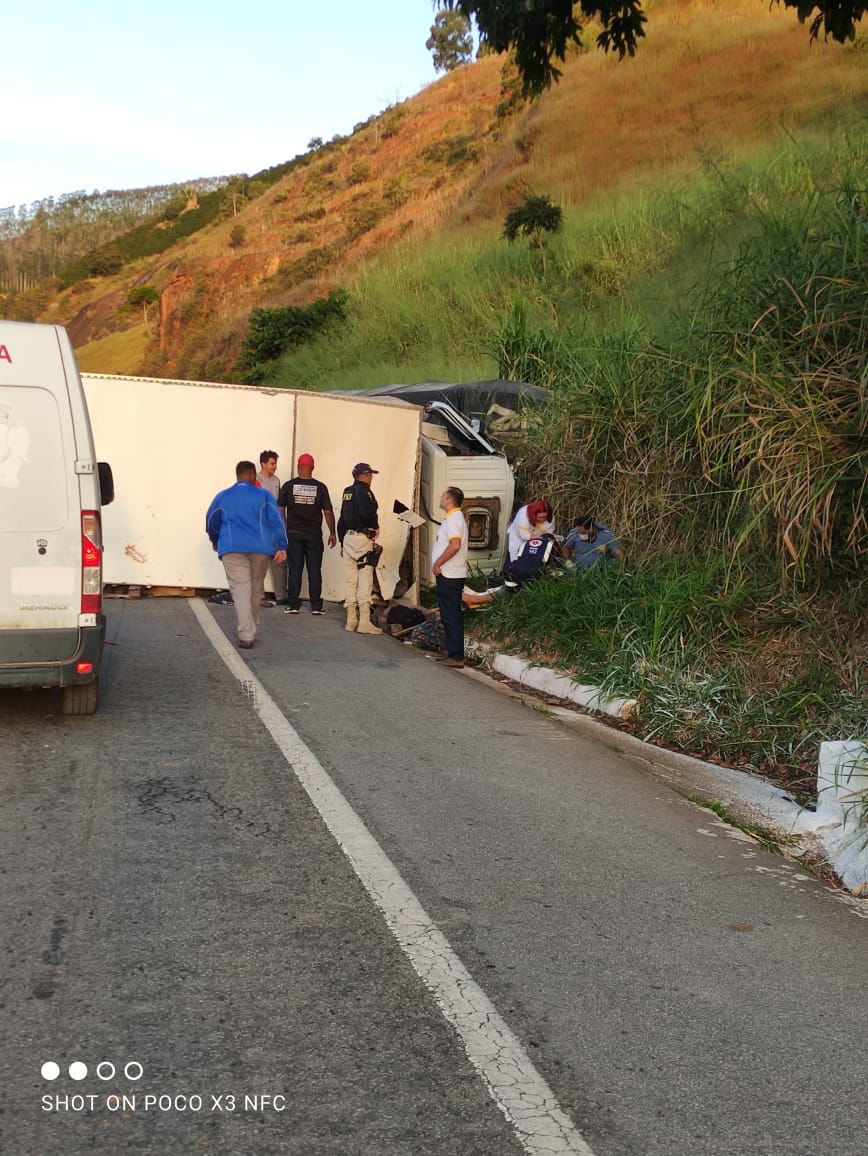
[61,680,99,716]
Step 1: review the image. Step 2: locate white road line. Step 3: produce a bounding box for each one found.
[190,598,595,1156]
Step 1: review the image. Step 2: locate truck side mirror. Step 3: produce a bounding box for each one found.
[98,461,115,506]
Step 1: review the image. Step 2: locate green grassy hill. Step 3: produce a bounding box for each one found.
[12,0,865,387]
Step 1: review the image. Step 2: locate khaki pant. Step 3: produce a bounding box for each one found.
[268,557,286,601]
[343,531,375,609]
[222,552,270,642]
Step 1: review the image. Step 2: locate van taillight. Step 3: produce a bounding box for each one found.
[81,511,102,614]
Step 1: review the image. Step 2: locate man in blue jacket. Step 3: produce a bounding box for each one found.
[206,461,288,649]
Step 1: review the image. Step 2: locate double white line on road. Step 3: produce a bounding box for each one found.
[191,598,595,1156]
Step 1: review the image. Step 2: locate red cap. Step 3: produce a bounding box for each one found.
[297,453,315,468]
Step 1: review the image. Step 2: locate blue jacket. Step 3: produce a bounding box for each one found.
[206,482,288,558]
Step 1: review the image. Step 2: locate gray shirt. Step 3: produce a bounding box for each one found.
[564,525,620,568]
[256,469,281,500]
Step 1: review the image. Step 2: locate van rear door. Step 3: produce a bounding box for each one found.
[0,327,82,662]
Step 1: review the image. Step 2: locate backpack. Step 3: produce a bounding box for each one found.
[409,618,447,652]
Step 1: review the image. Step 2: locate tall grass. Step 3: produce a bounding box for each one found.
[509,153,867,583]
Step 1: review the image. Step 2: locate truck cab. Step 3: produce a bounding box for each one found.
[418,402,514,583]
[351,381,547,586]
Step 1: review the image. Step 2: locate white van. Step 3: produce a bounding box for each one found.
[0,321,113,714]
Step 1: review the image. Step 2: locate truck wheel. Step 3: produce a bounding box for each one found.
[61,680,99,716]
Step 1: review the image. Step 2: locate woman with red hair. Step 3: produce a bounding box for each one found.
[507,499,554,562]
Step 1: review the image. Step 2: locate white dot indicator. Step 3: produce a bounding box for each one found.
[69,1062,88,1080]
[96,1061,116,1080]
[124,1061,143,1081]
[41,1062,60,1080]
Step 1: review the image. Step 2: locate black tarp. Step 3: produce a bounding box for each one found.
[354,380,548,423]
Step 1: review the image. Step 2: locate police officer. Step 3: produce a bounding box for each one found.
[337,462,383,635]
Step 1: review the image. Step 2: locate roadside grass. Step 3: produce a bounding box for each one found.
[838,746,868,855]
[469,565,864,802]
[276,122,868,809]
[472,152,867,795]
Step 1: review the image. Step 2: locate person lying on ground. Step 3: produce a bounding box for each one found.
[561,516,624,569]
[462,584,502,608]
[507,499,555,562]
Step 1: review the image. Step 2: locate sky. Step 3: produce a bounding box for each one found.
[1,0,442,209]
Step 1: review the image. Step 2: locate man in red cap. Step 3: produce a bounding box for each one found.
[277,453,336,615]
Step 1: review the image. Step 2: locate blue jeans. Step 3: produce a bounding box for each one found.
[435,575,464,660]
[287,534,324,610]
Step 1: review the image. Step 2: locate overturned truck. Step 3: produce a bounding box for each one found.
[82,375,543,603]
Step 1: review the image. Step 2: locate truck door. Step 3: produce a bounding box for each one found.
[0,383,82,661]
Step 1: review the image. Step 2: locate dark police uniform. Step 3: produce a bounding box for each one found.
[337,480,379,542]
[339,476,380,618]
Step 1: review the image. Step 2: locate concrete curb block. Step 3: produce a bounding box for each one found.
[490,653,639,720]
[804,741,868,895]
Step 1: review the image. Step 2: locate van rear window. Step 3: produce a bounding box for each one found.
[0,386,69,531]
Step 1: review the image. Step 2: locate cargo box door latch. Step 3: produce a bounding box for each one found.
[74,460,95,475]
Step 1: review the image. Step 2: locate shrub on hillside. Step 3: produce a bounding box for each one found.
[237,290,348,374]
[422,135,480,167]
[383,177,411,209]
[294,206,327,224]
[346,202,387,241]
[88,245,124,277]
[381,106,409,139]
[162,193,188,222]
[347,160,371,187]
[280,245,336,284]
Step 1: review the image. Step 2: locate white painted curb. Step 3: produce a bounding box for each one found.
[467,647,638,720]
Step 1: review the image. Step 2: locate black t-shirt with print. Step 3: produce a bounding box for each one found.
[278,477,333,537]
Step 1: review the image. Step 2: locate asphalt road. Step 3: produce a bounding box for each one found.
[1,598,865,1156]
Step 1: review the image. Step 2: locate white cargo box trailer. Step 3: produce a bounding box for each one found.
[82,374,421,602]
[81,373,516,601]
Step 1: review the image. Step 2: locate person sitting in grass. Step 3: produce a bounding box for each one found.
[506,499,555,562]
[562,515,624,569]
[504,532,564,589]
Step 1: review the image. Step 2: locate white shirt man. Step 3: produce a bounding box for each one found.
[432,487,468,667]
